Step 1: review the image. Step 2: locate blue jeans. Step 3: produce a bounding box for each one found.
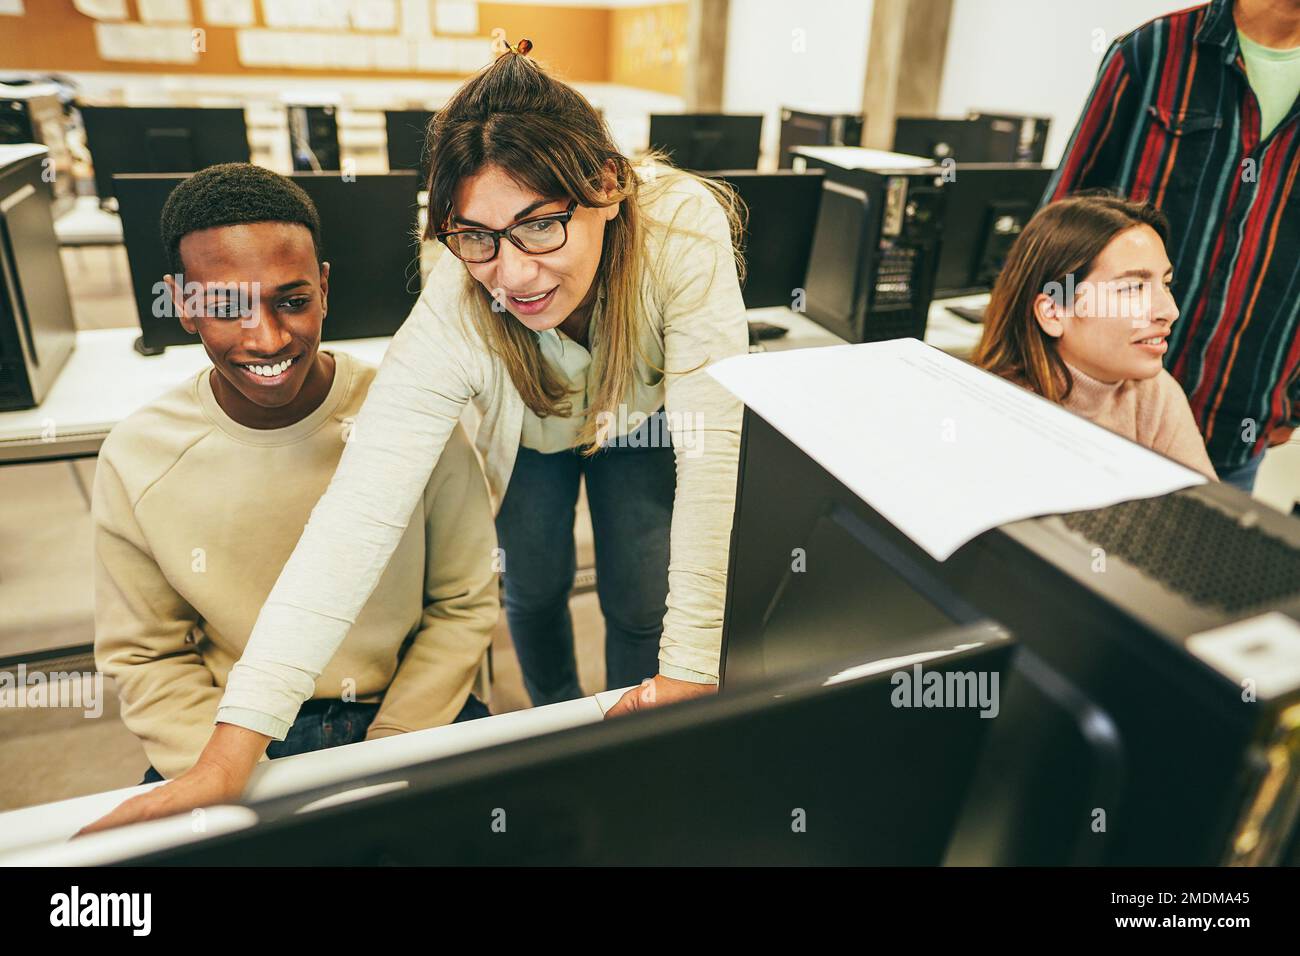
[495,412,676,706]
[140,694,490,783]
[1218,452,1264,493]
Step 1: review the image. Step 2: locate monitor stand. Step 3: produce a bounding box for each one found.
[132,334,166,356]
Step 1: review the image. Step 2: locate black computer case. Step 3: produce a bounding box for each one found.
[795,148,947,343]
[0,145,76,410]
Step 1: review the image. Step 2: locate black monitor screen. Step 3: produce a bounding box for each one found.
[114,170,421,352]
[758,502,986,681]
[649,113,763,171]
[932,164,1055,298]
[80,106,250,200]
[385,109,436,180]
[708,170,824,309]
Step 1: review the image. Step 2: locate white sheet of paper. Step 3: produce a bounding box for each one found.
[373,34,413,70]
[201,0,253,26]
[94,22,198,63]
[137,0,191,23]
[74,0,127,19]
[352,0,397,31]
[401,0,431,37]
[0,0,26,16]
[708,338,1206,561]
[435,0,477,35]
[263,0,349,29]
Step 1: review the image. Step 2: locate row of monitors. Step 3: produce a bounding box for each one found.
[79,105,438,201]
[648,110,1049,172]
[114,161,1052,352]
[80,105,1049,204]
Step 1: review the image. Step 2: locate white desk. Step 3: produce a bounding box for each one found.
[0,303,987,465]
[53,196,124,247]
[0,687,632,866]
[745,295,988,358]
[0,329,392,464]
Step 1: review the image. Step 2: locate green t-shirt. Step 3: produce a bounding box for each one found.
[1238,29,1300,140]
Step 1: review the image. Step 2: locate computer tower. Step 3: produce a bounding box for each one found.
[969,111,1050,164]
[777,109,865,168]
[0,86,74,216]
[289,105,341,172]
[795,147,946,343]
[0,145,76,410]
[384,109,436,181]
[723,404,1300,865]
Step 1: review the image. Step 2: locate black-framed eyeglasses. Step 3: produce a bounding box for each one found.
[435,200,578,264]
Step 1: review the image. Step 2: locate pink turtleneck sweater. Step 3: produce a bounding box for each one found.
[1060,363,1217,479]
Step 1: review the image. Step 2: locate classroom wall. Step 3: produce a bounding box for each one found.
[608,2,687,96]
[721,0,873,165]
[936,0,1191,166]
[0,0,689,90]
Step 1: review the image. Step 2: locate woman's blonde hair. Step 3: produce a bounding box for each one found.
[424,48,745,453]
[972,193,1169,402]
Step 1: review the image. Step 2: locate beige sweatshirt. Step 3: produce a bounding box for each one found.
[216,172,748,739]
[1062,363,1218,479]
[92,351,498,779]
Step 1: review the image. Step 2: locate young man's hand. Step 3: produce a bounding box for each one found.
[75,722,270,836]
[604,674,716,718]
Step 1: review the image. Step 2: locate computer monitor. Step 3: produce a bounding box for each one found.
[706,170,824,310]
[723,403,1300,865]
[893,116,1020,164]
[288,105,340,171]
[777,109,864,168]
[79,106,250,202]
[649,113,763,171]
[114,170,421,353]
[968,111,1050,164]
[932,163,1055,298]
[125,631,1012,865]
[384,109,436,181]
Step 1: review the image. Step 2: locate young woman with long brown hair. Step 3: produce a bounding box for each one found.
[85,41,749,829]
[973,194,1215,479]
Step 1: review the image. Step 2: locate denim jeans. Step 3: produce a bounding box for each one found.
[495,411,677,706]
[1218,452,1264,493]
[141,694,490,783]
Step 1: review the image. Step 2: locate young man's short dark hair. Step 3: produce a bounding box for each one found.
[159,163,322,275]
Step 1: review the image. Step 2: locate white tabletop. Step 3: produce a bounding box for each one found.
[0,328,392,462]
[53,196,125,247]
[0,301,985,464]
[745,295,986,358]
[0,688,633,865]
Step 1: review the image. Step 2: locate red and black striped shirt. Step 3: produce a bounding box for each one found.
[1046,0,1300,471]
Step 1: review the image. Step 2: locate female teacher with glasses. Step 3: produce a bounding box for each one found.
[84,40,749,828]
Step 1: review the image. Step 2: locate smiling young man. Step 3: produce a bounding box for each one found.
[92,163,498,781]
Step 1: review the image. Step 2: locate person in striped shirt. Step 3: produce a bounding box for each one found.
[1045,0,1300,491]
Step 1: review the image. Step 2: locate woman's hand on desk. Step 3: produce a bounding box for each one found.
[75,761,244,836]
[604,674,716,718]
[75,723,270,836]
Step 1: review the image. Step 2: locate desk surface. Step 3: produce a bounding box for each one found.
[0,329,392,463]
[53,196,124,247]
[0,300,987,464]
[0,687,630,865]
